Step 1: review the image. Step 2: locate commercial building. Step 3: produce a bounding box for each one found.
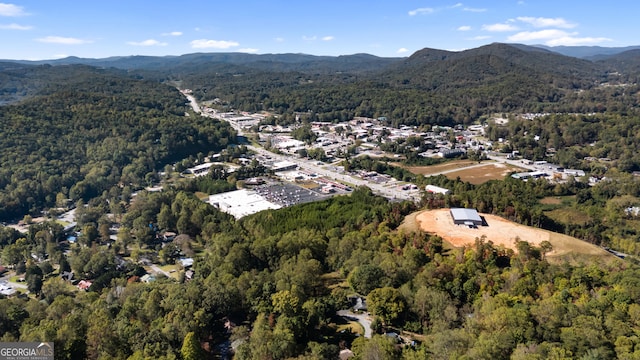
[207,189,281,219]
[425,184,450,195]
[450,208,483,227]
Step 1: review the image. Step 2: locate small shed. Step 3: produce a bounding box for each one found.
[450,208,483,226]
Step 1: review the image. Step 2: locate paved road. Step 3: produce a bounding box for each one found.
[181,92,420,202]
[486,153,538,171]
[183,93,201,113]
[337,310,373,338]
[150,264,171,278]
[0,272,28,290]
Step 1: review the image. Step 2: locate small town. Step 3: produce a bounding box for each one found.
[0,93,607,301]
[3,3,640,358]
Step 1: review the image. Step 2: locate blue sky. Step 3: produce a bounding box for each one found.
[0,1,637,60]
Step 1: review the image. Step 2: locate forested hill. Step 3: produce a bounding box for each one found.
[9,52,403,75]
[0,63,125,105]
[173,43,640,125]
[0,65,235,220]
[6,43,640,125]
[2,43,639,139]
[387,43,605,89]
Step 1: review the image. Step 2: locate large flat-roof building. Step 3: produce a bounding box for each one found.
[450,208,483,226]
[207,189,281,219]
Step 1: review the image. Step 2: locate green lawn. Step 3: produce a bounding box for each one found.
[544,207,591,226]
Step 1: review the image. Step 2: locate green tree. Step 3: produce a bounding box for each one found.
[367,287,406,327]
[180,332,203,360]
[348,264,385,295]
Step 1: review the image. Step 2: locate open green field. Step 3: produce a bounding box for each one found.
[544,208,592,226]
[403,160,524,185]
[443,163,522,184]
[404,160,480,175]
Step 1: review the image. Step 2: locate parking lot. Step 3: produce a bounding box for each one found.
[253,183,328,207]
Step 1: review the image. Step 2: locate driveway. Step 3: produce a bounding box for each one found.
[337,310,372,338]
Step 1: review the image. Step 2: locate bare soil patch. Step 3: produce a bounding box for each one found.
[412,209,611,259]
[540,196,563,205]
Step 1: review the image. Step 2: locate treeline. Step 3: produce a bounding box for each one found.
[0,67,236,220]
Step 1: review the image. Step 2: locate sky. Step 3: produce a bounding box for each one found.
[0,1,638,60]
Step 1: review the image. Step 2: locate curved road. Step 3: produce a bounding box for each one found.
[337,310,372,338]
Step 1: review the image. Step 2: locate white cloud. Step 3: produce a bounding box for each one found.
[508,29,575,42]
[507,28,612,46]
[516,16,576,29]
[397,48,409,54]
[451,3,463,8]
[162,31,182,36]
[238,48,259,53]
[470,35,491,40]
[463,7,487,12]
[408,7,434,16]
[36,36,92,45]
[190,39,239,49]
[127,39,168,46]
[546,36,612,46]
[302,35,317,41]
[0,3,27,16]
[274,37,284,42]
[0,23,31,30]
[322,36,334,41]
[482,23,519,32]
[457,25,472,31]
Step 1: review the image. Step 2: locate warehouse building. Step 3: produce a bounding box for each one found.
[450,208,483,227]
[425,184,450,195]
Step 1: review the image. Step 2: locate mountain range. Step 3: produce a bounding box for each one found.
[2,43,639,123]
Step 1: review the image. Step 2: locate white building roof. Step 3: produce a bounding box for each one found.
[207,189,281,219]
[450,208,482,223]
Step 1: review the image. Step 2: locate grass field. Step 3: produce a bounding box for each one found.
[194,191,210,200]
[443,163,521,184]
[297,181,321,190]
[405,160,480,175]
[335,321,364,336]
[403,160,523,185]
[540,196,563,205]
[544,208,592,226]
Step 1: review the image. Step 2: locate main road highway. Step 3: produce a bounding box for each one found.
[183,93,420,202]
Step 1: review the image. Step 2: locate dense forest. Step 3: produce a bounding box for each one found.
[0,65,235,220]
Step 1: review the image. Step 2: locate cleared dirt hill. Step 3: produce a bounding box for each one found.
[402,209,613,262]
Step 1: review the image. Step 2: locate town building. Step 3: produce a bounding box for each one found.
[425,184,451,195]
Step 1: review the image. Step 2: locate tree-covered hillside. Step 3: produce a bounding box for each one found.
[0,65,235,220]
[177,43,640,125]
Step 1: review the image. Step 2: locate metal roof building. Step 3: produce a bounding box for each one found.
[450,208,483,226]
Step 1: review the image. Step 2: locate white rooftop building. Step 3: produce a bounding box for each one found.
[207,189,281,219]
